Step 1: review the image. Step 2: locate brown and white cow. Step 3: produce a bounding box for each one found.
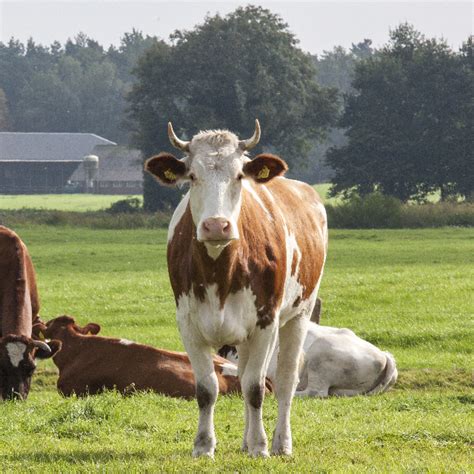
[34,315,262,398]
[0,226,59,400]
[145,121,327,457]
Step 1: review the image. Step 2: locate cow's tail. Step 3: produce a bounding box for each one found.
[366,352,398,395]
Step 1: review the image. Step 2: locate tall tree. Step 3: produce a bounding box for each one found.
[0,88,9,130]
[129,5,338,210]
[327,24,473,201]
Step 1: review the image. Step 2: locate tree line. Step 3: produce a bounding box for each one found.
[1,5,471,208]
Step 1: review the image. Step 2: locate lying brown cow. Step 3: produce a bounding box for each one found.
[35,315,266,398]
[0,226,59,400]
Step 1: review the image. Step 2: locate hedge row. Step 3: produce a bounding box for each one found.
[1,195,473,230]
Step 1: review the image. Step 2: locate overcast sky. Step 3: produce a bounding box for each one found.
[0,1,471,55]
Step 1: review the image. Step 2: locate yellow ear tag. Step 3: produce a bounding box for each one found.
[257,165,270,180]
[164,169,177,181]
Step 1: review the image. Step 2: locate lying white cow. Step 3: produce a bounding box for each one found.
[219,322,398,397]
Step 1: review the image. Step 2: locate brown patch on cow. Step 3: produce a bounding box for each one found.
[291,252,298,276]
[167,178,327,334]
[196,383,212,409]
[247,383,264,409]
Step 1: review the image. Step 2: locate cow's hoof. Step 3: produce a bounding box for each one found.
[248,448,269,458]
[192,433,216,458]
[271,446,292,456]
[271,436,292,456]
[192,449,214,459]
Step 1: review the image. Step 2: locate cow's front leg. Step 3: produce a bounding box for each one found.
[178,322,218,458]
[272,315,308,456]
[240,323,278,457]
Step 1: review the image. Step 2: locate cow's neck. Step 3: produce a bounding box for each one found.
[51,332,83,370]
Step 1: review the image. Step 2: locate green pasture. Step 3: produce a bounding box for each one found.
[0,225,472,472]
[0,194,142,211]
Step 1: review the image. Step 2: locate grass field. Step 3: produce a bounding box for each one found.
[0,225,472,472]
[0,194,142,211]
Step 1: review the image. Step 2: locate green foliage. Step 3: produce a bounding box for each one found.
[0,226,470,470]
[128,5,338,211]
[0,87,9,130]
[0,32,162,143]
[106,197,142,214]
[326,193,474,228]
[327,24,474,201]
[326,193,402,228]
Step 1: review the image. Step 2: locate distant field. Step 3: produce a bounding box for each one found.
[0,194,142,211]
[0,225,471,471]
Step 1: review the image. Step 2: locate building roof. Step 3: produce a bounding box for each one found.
[0,132,116,162]
[70,145,143,182]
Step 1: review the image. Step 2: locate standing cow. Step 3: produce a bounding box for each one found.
[0,226,59,400]
[145,120,327,457]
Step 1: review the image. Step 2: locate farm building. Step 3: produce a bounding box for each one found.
[69,145,143,194]
[0,132,144,194]
[0,132,116,193]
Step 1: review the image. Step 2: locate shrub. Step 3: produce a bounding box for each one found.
[106,198,142,214]
[326,193,402,228]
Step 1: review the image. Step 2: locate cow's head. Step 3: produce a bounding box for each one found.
[33,315,101,340]
[145,120,288,253]
[0,334,61,400]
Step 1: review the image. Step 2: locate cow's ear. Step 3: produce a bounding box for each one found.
[82,323,101,335]
[145,152,187,186]
[32,323,47,340]
[243,154,288,183]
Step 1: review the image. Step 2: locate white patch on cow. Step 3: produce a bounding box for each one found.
[6,342,27,368]
[261,185,275,204]
[176,285,258,348]
[278,225,305,325]
[220,361,238,377]
[119,339,134,346]
[204,242,226,260]
[242,180,272,221]
[168,192,190,242]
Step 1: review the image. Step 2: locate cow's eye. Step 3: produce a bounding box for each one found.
[189,173,196,182]
[237,173,244,181]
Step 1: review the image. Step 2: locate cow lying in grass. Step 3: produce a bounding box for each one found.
[220,321,398,398]
[34,315,271,398]
[0,225,60,400]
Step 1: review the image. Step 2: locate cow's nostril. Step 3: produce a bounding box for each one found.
[222,222,230,232]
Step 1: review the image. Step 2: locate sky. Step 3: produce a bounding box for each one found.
[0,0,472,55]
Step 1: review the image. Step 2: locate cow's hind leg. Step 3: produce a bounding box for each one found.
[271,316,308,456]
[240,323,278,457]
[236,343,250,452]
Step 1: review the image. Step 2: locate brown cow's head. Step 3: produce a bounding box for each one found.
[34,315,101,341]
[145,121,288,258]
[0,335,61,400]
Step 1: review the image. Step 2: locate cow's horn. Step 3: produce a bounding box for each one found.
[168,122,190,152]
[33,340,51,353]
[239,119,261,151]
